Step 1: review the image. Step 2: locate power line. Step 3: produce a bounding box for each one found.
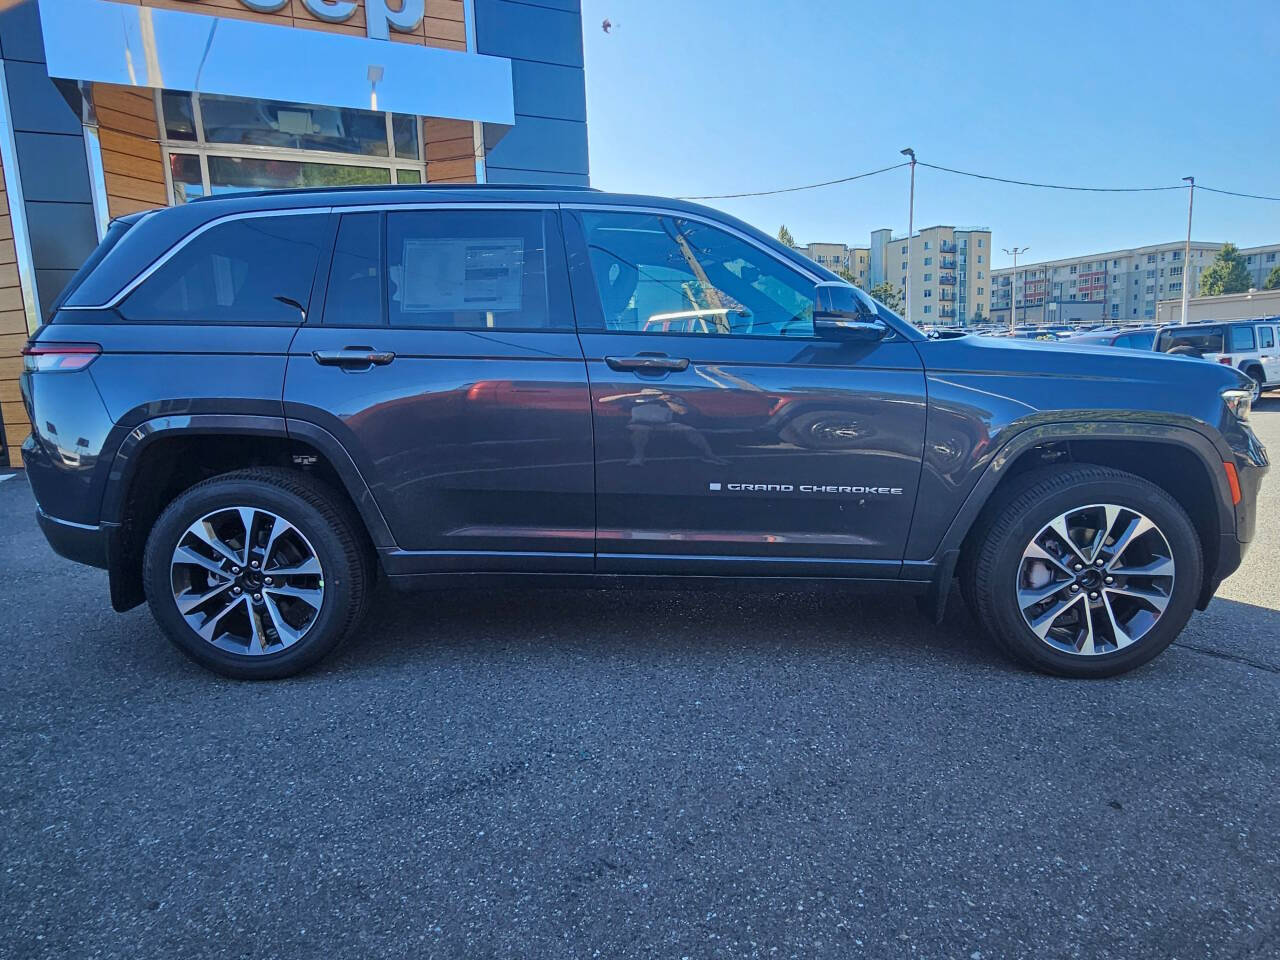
[1198,185,1280,202]
[916,160,1185,193]
[678,162,909,200]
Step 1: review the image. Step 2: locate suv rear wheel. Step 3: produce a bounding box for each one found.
[961,465,1203,677]
[143,469,371,679]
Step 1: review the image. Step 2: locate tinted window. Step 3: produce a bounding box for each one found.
[1229,326,1256,351]
[122,215,326,323]
[386,210,563,330]
[1258,326,1275,349]
[1156,326,1224,354]
[579,212,814,337]
[323,214,382,326]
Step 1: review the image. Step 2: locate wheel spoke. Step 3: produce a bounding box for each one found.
[1028,592,1084,639]
[188,522,241,567]
[1100,592,1135,650]
[1090,504,1123,563]
[264,584,323,609]
[1110,556,1174,579]
[176,580,234,614]
[196,594,247,641]
[1048,516,1091,568]
[267,556,322,578]
[1076,601,1097,656]
[1104,584,1170,613]
[245,601,267,655]
[260,514,289,568]
[1103,515,1155,570]
[263,593,303,647]
[1017,580,1068,612]
[236,508,259,565]
[173,544,233,580]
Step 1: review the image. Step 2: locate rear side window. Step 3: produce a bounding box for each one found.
[1260,327,1276,349]
[385,209,566,330]
[1156,326,1224,354]
[1229,326,1256,351]
[120,214,326,323]
[323,213,382,326]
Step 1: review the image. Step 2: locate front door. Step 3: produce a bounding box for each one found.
[564,208,927,578]
[285,207,595,572]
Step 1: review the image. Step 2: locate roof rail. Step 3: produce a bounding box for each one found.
[190,182,600,202]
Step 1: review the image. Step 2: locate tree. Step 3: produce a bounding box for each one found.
[835,268,861,287]
[970,308,986,326]
[869,281,903,314]
[1198,243,1253,296]
[777,224,795,248]
[1265,264,1280,290]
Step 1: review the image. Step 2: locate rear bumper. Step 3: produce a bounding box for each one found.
[35,507,109,569]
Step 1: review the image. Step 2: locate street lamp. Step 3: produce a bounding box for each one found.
[1181,176,1195,324]
[901,148,916,323]
[1003,246,1030,332]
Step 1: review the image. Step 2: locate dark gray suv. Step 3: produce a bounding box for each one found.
[19,186,1268,679]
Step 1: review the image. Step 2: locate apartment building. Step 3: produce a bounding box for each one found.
[868,225,993,326]
[990,240,1280,328]
[792,242,872,288]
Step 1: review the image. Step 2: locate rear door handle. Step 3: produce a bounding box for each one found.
[605,355,690,372]
[312,348,396,368]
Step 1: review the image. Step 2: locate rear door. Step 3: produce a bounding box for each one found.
[563,206,927,578]
[284,205,595,572]
[1256,325,1280,384]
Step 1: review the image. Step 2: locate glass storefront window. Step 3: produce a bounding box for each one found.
[169,153,204,204]
[392,114,419,160]
[208,156,392,194]
[395,169,422,184]
[162,92,197,142]
[199,94,392,156]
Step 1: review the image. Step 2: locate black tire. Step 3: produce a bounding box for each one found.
[1244,366,1264,402]
[143,468,371,679]
[959,464,1203,678]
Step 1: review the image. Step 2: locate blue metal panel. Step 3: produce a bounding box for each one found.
[0,0,46,64]
[474,0,582,67]
[484,166,587,185]
[24,199,97,272]
[15,131,89,202]
[7,61,81,135]
[484,115,587,175]
[511,58,585,121]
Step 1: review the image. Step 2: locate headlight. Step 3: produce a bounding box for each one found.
[1222,388,1252,422]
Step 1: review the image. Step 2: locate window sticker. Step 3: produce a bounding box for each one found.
[400,238,524,313]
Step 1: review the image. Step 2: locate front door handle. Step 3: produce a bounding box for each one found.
[312,348,396,369]
[605,354,690,373]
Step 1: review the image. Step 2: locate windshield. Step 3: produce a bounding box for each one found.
[1156,326,1224,355]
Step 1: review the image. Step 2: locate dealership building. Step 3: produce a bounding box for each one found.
[0,0,589,465]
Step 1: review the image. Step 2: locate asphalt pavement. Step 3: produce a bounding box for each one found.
[2,401,1278,960]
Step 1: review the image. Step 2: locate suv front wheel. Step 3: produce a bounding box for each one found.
[962,465,1203,678]
[142,469,371,679]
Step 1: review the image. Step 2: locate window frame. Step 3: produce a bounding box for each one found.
[563,204,914,342]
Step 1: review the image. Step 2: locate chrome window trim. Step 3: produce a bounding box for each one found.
[60,202,559,310]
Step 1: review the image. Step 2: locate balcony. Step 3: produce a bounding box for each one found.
[939,305,956,318]
[940,241,957,253]
[939,289,955,301]
[940,258,957,270]
[938,274,956,285]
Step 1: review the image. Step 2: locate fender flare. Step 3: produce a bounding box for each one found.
[923,419,1235,563]
[101,413,394,547]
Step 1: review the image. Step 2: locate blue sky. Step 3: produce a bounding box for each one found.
[581,0,1280,269]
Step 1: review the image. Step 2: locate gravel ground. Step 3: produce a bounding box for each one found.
[1,400,1277,960]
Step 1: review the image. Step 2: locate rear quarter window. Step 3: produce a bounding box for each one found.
[1229,326,1257,351]
[1156,327,1224,354]
[119,213,327,324]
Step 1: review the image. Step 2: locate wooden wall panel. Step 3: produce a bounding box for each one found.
[423,117,476,183]
[0,152,27,466]
[94,84,168,218]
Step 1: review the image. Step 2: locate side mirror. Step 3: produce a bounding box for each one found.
[813,282,888,342]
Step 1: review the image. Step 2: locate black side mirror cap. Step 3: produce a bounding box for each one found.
[813,282,888,342]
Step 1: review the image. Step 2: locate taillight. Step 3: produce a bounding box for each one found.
[1217,356,1233,365]
[21,341,101,372]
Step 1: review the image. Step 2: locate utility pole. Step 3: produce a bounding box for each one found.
[1003,246,1029,332]
[1180,176,1194,324]
[901,147,916,324]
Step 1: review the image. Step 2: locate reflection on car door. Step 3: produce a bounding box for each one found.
[284,207,595,573]
[564,208,927,578]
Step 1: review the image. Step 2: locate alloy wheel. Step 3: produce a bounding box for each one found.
[169,506,325,656]
[1015,503,1175,656]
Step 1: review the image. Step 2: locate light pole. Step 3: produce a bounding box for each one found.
[1180,176,1195,324]
[901,147,916,323]
[1003,246,1029,332]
